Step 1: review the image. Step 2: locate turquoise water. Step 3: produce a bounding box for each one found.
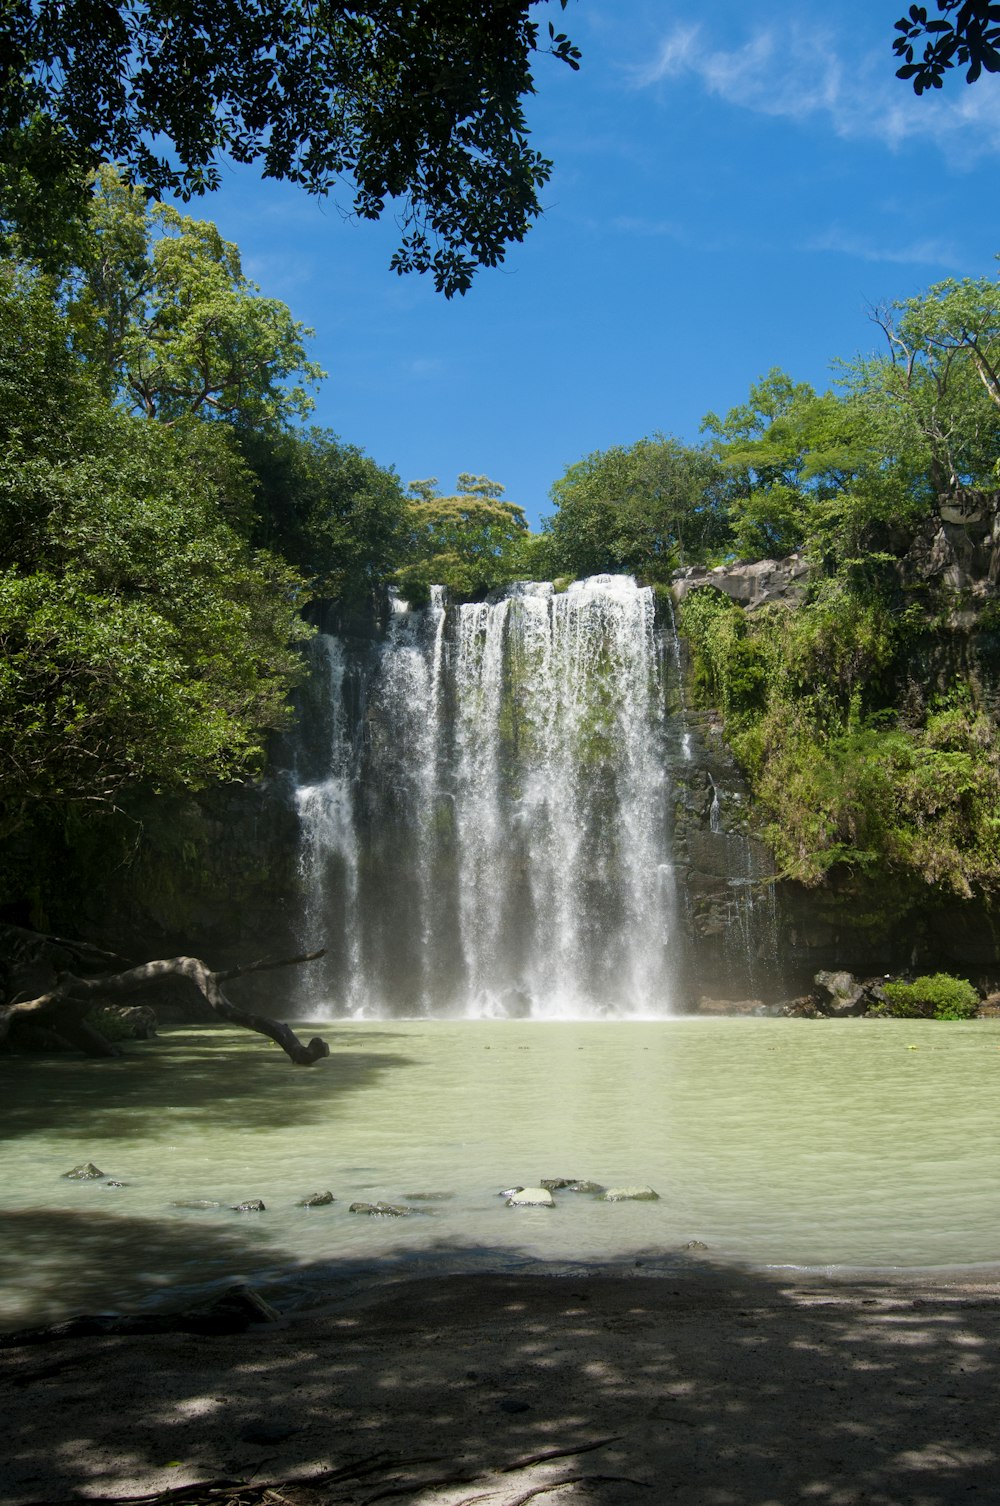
[2,1017,999,1326]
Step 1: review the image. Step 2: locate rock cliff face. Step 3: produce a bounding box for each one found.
[668,502,1000,999]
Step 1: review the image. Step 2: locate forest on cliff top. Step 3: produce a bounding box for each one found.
[3,146,1000,931]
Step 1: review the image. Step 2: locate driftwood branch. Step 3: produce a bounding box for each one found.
[0,950,330,1065]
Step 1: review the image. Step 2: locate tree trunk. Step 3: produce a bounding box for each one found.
[0,950,330,1065]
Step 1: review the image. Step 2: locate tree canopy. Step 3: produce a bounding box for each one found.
[396,474,530,601]
[0,267,309,855]
[66,167,323,428]
[0,0,580,295]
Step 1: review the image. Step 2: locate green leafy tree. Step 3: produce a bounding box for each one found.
[63,167,323,428]
[396,474,529,601]
[545,434,728,581]
[701,370,848,560]
[240,427,408,602]
[863,267,1000,497]
[1,2,580,295]
[0,266,309,851]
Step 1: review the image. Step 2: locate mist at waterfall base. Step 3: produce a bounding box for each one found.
[292,575,706,1020]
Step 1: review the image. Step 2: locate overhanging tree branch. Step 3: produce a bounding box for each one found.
[0,950,331,1065]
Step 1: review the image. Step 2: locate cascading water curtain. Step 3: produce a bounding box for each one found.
[294,576,677,1018]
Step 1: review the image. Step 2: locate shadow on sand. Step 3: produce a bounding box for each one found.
[2,1246,998,1506]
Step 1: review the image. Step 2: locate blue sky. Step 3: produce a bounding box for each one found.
[187,1,1000,528]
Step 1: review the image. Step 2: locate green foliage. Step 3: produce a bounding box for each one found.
[65,168,323,428]
[876,973,980,1020]
[396,476,531,601]
[1,2,580,297]
[240,427,408,602]
[544,434,729,581]
[0,264,310,855]
[680,574,1000,897]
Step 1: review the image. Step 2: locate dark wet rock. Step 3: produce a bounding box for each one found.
[297,1190,335,1207]
[349,1201,414,1217]
[778,995,827,1019]
[63,1162,104,1180]
[195,1285,280,1326]
[498,1186,524,1198]
[0,1284,279,1347]
[403,1191,455,1201]
[540,1178,579,1191]
[564,1180,606,1195]
[232,1198,266,1212]
[104,1180,127,1189]
[497,987,532,1019]
[600,1185,660,1202]
[683,1240,709,1251]
[172,1198,223,1210]
[693,996,767,1017]
[506,1187,554,1208]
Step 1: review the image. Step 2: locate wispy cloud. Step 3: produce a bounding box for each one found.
[401,356,446,380]
[801,227,964,269]
[632,19,1000,160]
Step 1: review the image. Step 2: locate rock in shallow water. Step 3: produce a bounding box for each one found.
[506,1187,555,1208]
[600,1185,660,1202]
[232,1198,266,1212]
[297,1190,335,1207]
[349,1201,414,1217]
[63,1162,104,1180]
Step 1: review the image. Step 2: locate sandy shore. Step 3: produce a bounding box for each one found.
[3,1263,999,1506]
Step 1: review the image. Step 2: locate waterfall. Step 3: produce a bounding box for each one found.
[293,576,678,1018]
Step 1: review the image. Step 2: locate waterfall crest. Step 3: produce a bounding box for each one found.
[294,575,678,1018]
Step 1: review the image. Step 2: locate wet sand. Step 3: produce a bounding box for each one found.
[3,1263,999,1505]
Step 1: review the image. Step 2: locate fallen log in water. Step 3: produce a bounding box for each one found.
[0,948,330,1064]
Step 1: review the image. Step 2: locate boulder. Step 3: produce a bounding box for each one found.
[232,1198,266,1212]
[297,1190,335,1207]
[506,1187,555,1208]
[63,1162,104,1180]
[600,1185,660,1202]
[671,554,809,610]
[815,969,862,1006]
[349,1201,414,1217]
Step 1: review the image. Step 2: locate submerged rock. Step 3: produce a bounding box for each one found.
[172,1199,222,1210]
[232,1198,266,1213]
[297,1190,335,1207]
[63,1162,104,1180]
[682,1239,709,1251]
[104,1180,127,1189]
[540,1178,579,1191]
[349,1201,414,1217]
[403,1191,455,1201]
[564,1180,606,1195]
[600,1185,660,1202]
[498,1186,524,1198]
[506,1187,555,1208]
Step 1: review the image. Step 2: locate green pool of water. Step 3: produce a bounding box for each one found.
[2,1017,999,1326]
